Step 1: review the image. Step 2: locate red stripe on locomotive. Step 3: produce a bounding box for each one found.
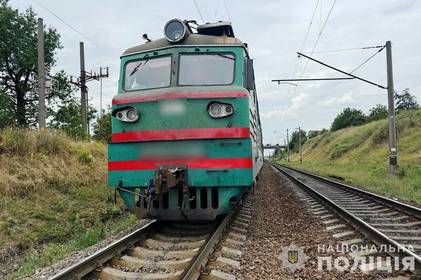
[112,127,250,143]
[108,157,253,171]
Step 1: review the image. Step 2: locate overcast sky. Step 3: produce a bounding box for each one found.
[10,0,421,145]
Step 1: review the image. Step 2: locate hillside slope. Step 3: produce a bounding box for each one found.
[281,109,421,204]
[0,129,137,279]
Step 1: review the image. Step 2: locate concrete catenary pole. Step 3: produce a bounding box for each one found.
[79,42,88,135]
[37,18,46,129]
[286,128,290,162]
[298,126,302,163]
[386,41,397,175]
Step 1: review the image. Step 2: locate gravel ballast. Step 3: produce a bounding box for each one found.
[238,164,391,280]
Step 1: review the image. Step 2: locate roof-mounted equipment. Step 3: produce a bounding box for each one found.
[197,21,234,37]
[164,19,190,42]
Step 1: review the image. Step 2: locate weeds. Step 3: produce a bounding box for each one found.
[281,109,421,204]
[0,128,138,279]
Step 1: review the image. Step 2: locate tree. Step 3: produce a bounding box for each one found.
[288,129,307,151]
[0,0,61,126]
[0,87,14,128]
[395,89,419,113]
[49,96,97,140]
[331,108,366,131]
[367,104,388,122]
[93,108,111,143]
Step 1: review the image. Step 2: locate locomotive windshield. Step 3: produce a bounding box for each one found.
[178,53,235,86]
[124,56,171,91]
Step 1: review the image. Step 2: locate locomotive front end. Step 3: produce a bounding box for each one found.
[108,20,263,220]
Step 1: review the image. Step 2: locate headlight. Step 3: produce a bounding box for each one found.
[208,102,234,118]
[114,107,139,123]
[164,19,188,42]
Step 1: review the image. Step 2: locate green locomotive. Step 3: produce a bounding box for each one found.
[108,19,263,220]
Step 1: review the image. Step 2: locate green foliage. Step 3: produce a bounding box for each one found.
[0,1,62,126]
[288,129,307,151]
[75,146,93,164]
[281,109,421,204]
[273,146,286,160]
[93,108,112,142]
[331,107,366,131]
[0,89,14,127]
[0,127,33,155]
[395,88,419,113]
[49,96,97,140]
[367,104,388,122]
[0,127,70,156]
[0,127,139,279]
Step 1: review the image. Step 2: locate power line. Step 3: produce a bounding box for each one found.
[300,0,337,77]
[223,0,232,21]
[193,0,205,23]
[308,45,385,54]
[214,0,220,20]
[299,0,320,53]
[350,45,385,74]
[32,0,114,57]
[311,0,337,53]
[286,0,320,96]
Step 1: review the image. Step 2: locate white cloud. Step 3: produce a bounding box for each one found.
[322,92,357,107]
[262,92,309,119]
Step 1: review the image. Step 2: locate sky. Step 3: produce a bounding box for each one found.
[9,0,421,146]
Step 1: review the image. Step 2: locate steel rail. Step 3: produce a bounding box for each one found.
[280,164,421,219]
[49,206,239,280]
[49,220,157,280]
[182,209,235,279]
[271,163,421,269]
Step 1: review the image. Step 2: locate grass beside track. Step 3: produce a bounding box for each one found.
[0,128,138,279]
[277,109,421,205]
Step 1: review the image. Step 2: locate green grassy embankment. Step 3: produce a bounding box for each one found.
[278,109,421,204]
[0,128,137,279]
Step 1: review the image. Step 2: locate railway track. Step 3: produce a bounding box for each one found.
[271,163,421,272]
[49,198,251,280]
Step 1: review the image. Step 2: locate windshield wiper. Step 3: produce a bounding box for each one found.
[216,54,235,60]
[129,59,149,76]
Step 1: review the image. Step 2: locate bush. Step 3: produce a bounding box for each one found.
[331,108,366,131]
[367,104,388,122]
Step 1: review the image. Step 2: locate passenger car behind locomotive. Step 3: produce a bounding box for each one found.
[108,19,263,220]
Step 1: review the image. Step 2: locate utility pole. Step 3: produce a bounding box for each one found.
[286,128,290,162]
[79,42,87,134]
[100,69,103,117]
[283,139,287,161]
[298,126,303,163]
[71,42,109,135]
[386,41,397,175]
[37,18,46,129]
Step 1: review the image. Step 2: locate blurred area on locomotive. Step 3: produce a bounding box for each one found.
[108,19,263,220]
